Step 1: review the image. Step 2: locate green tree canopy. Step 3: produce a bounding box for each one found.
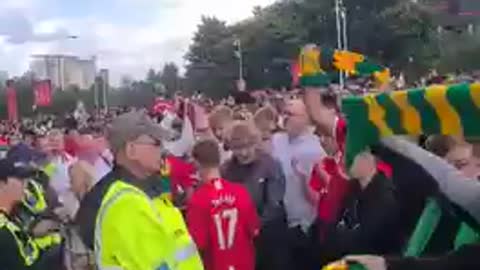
[184,0,479,94]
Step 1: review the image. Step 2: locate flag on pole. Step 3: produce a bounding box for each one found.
[6,80,18,122]
[34,79,52,107]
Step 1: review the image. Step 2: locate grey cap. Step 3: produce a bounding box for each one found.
[107,110,170,154]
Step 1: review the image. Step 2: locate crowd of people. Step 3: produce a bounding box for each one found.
[0,76,479,270]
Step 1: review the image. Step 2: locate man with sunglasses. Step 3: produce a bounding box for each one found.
[77,111,203,270]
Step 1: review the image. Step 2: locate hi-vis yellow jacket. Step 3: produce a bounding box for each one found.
[153,196,204,270]
[95,180,203,270]
[0,213,40,267]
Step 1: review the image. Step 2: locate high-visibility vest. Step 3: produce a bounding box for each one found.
[16,178,50,237]
[95,180,202,270]
[17,173,62,251]
[43,162,57,178]
[0,213,40,266]
[23,179,48,214]
[153,196,204,270]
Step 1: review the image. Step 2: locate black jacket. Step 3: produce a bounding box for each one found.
[323,173,403,262]
[221,151,286,225]
[221,152,290,270]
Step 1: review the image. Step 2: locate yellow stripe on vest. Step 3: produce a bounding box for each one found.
[34,233,62,249]
[425,85,462,135]
[389,90,422,135]
[470,83,480,109]
[364,95,393,137]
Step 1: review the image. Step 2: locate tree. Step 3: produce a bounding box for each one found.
[185,16,237,98]
[120,75,134,90]
[146,68,161,83]
[160,62,179,96]
[183,0,477,95]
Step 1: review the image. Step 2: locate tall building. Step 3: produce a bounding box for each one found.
[29,55,97,90]
[0,71,8,87]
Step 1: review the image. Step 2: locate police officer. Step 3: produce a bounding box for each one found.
[77,111,203,270]
[0,158,62,269]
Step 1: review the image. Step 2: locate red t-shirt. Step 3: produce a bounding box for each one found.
[309,156,350,241]
[0,136,8,146]
[166,155,197,196]
[64,136,78,157]
[186,178,260,270]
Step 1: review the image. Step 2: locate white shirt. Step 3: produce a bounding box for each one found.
[49,153,78,219]
[271,131,326,230]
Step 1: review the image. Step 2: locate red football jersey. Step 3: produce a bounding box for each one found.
[186,178,260,270]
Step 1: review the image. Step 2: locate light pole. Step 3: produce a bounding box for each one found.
[234,38,246,91]
[60,35,107,111]
[94,75,99,109]
[234,38,243,80]
[99,68,109,111]
[335,0,348,89]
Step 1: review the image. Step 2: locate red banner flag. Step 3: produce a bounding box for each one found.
[291,61,300,86]
[6,80,18,122]
[152,98,175,115]
[34,80,52,107]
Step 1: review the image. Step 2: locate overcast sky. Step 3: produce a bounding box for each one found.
[0,0,275,84]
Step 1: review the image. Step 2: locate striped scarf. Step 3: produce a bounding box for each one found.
[342,83,480,168]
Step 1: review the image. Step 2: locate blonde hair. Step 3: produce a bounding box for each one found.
[254,106,277,131]
[208,106,233,130]
[225,120,260,148]
[425,135,470,158]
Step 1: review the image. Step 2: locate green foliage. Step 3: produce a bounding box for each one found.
[184,0,479,95]
[160,63,180,96]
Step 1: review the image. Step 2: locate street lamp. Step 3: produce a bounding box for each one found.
[233,38,246,91]
[233,38,243,80]
[64,35,108,110]
[335,0,348,89]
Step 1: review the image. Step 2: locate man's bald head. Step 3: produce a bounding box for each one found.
[286,99,308,116]
[285,99,310,136]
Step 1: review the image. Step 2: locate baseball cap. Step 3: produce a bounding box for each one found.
[7,143,47,165]
[107,110,171,154]
[0,159,36,182]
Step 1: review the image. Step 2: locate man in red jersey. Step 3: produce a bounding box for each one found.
[166,154,197,206]
[187,139,260,270]
[304,89,392,177]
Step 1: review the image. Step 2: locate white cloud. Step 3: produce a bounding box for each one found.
[0,0,276,85]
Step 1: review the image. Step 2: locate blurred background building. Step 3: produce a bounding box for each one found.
[0,71,8,87]
[29,55,97,90]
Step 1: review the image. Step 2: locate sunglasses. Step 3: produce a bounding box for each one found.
[133,138,162,147]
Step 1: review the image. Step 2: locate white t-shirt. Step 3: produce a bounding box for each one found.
[49,153,78,219]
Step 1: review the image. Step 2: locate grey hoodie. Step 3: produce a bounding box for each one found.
[381,137,480,225]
